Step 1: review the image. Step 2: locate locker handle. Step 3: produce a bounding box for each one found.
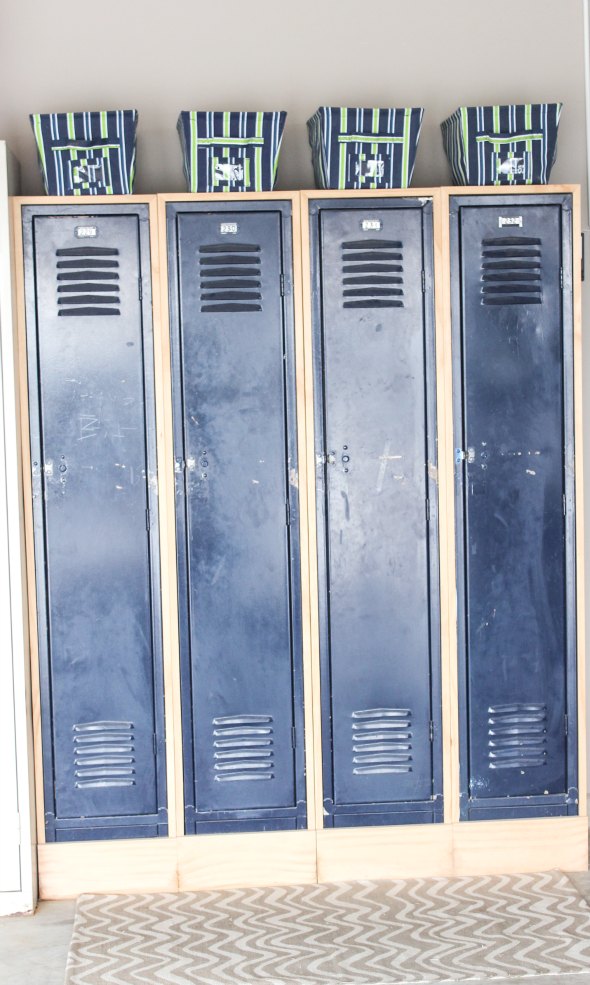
[455,447,476,464]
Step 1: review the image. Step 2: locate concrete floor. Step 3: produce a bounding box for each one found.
[4,874,590,985]
[1,899,75,985]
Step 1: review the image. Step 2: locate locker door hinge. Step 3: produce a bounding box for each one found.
[146,508,152,531]
[564,714,569,737]
[425,498,430,522]
[421,269,426,293]
[286,501,291,525]
[280,273,285,297]
[582,233,586,282]
[563,494,567,516]
[560,267,564,291]
[429,721,434,742]
[138,277,143,301]
[291,727,297,748]
[153,733,158,756]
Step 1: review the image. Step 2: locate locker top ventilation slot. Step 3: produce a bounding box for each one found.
[73,721,136,788]
[56,246,121,317]
[352,707,412,774]
[480,237,543,306]
[341,239,404,309]
[199,243,262,313]
[212,714,274,782]
[487,703,548,769]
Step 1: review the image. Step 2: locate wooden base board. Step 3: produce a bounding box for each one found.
[38,818,589,899]
[317,817,588,882]
[177,830,317,892]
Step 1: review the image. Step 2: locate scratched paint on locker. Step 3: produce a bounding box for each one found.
[24,209,166,840]
[453,199,577,819]
[313,201,441,826]
[169,204,305,833]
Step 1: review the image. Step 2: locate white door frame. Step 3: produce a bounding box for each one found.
[0,141,36,915]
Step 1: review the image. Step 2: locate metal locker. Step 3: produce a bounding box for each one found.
[309,198,442,827]
[23,204,167,841]
[450,193,577,820]
[166,200,306,834]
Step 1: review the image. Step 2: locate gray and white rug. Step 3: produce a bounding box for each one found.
[65,871,590,984]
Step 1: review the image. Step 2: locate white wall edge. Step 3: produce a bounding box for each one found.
[0,140,37,913]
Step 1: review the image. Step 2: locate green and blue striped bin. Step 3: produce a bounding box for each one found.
[30,110,138,195]
[441,103,563,185]
[177,111,287,193]
[307,106,424,190]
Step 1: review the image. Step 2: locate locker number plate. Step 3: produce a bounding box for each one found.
[220,222,238,235]
[498,216,523,228]
[361,219,382,231]
[75,225,98,238]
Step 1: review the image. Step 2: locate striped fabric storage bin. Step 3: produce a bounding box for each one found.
[177,111,287,192]
[307,107,424,189]
[30,111,138,195]
[441,104,562,185]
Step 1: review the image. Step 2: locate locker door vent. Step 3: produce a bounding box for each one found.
[488,703,548,768]
[352,708,412,774]
[341,239,404,309]
[212,714,274,782]
[199,243,262,313]
[73,721,136,788]
[481,237,542,306]
[56,247,121,316]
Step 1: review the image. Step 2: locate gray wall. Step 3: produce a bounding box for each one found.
[2,0,590,798]
[0,0,586,198]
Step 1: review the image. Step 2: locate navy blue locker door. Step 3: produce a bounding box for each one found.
[310,199,442,827]
[167,202,306,834]
[23,205,167,842]
[451,195,577,820]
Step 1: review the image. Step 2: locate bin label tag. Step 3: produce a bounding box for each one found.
[498,156,525,176]
[356,158,384,180]
[215,162,244,182]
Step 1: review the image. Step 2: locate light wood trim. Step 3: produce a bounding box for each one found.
[439,184,580,198]
[436,188,460,823]
[178,830,317,891]
[452,816,588,875]
[571,186,587,815]
[38,815,588,898]
[38,839,178,898]
[298,194,325,831]
[290,195,318,821]
[156,192,301,203]
[12,198,46,845]
[155,197,185,835]
[11,195,158,207]
[317,825,454,882]
[150,198,182,837]
[300,189,444,201]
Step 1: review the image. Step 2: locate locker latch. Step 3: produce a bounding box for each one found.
[455,447,475,464]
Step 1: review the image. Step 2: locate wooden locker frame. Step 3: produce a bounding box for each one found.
[300,186,588,881]
[11,187,587,898]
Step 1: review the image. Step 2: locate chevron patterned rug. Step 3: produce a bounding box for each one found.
[65,871,590,985]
